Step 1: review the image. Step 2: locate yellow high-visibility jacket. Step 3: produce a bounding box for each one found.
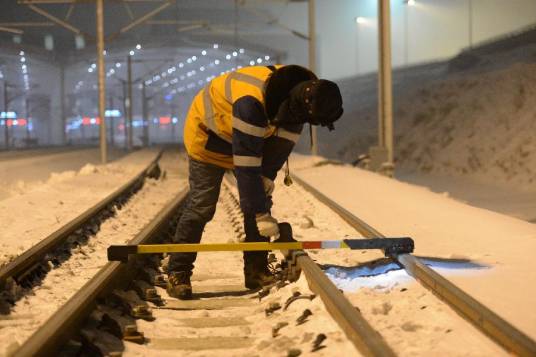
[183,65,303,214]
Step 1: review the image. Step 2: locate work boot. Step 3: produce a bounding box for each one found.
[244,266,276,289]
[167,271,192,300]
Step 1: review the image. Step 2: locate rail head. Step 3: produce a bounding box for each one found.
[295,252,395,357]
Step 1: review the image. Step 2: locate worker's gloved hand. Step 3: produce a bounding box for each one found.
[262,176,275,197]
[255,213,279,237]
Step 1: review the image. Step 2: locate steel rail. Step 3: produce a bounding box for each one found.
[13,188,188,357]
[0,150,163,288]
[293,174,536,357]
[221,177,395,356]
[296,253,395,356]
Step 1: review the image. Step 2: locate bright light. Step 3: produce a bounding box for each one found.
[20,57,25,62]
[129,50,135,56]
[239,48,245,54]
[214,59,220,65]
[256,58,262,64]
[355,17,366,24]
[264,55,270,61]
[213,44,219,49]
[226,54,231,60]
[232,51,238,57]
[179,62,184,68]
[88,68,93,73]
[115,62,121,68]
[103,50,107,55]
[187,58,192,64]
[249,60,255,66]
[407,0,416,5]
[200,66,205,71]
[192,55,197,61]
[201,50,207,56]
[136,44,142,50]
[91,63,96,68]
[19,51,24,56]
[1,111,17,119]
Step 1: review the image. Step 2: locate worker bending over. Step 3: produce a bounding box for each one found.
[167,64,343,299]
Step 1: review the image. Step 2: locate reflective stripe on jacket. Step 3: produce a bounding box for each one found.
[183,65,303,214]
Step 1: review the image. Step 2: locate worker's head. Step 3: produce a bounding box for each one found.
[265,65,343,130]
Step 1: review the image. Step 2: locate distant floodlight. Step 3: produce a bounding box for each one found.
[256,58,262,64]
[214,59,220,65]
[201,50,207,55]
[239,48,245,54]
[232,51,238,57]
[44,34,54,51]
[19,50,24,56]
[129,50,135,56]
[355,17,366,24]
[226,54,231,60]
[407,0,416,5]
[264,55,270,61]
[116,62,121,68]
[136,44,141,50]
[213,44,219,49]
[249,60,255,66]
[75,34,85,49]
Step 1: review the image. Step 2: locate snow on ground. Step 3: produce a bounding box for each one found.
[291,154,536,344]
[0,147,126,201]
[0,148,163,268]
[397,168,536,223]
[0,151,187,356]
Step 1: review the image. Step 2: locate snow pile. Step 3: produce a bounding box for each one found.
[78,163,98,175]
[395,62,536,190]
[324,31,536,191]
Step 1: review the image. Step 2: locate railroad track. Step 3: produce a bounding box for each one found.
[4,160,536,356]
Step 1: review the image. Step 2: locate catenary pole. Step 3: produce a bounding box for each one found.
[60,65,66,144]
[378,0,394,166]
[3,81,8,149]
[127,54,133,150]
[308,0,318,156]
[96,0,107,163]
[142,81,149,146]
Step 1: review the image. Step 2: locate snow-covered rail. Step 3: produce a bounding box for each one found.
[0,151,163,305]
[293,175,536,357]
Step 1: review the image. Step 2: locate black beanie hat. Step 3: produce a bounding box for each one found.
[264,65,317,120]
[274,79,343,130]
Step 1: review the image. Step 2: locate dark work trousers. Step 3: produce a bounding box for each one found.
[167,158,270,274]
